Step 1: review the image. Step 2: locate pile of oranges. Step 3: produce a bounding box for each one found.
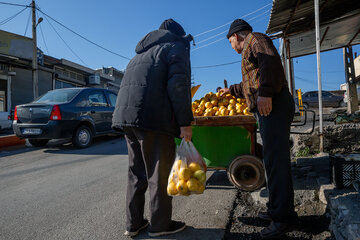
[192,92,251,117]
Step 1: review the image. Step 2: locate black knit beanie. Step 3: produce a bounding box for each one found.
[226,19,253,39]
[159,18,186,37]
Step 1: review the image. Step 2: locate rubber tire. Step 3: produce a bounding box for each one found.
[28,139,49,147]
[72,125,93,148]
[227,155,265,191]
[339,100,347,107]
[302,103,309,109]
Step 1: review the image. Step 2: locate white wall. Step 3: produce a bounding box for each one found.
[355,55,360,79]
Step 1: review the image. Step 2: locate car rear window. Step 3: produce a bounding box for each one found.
[34,89,81,103]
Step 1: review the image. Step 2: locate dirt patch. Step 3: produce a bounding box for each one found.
[291,123,360,157]
[224,190,333,240]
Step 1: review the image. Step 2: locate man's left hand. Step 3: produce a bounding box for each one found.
[257,96,272,116]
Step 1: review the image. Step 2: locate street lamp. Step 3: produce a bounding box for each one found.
[36,17,43,27]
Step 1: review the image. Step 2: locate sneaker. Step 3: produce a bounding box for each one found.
[124,219,149,237]
[148,221,186,237]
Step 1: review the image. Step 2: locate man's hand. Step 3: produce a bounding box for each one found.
[257,96,272,116]
[219,88,230,96]
[180,126,192,142]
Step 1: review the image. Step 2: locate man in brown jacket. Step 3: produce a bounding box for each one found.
[220,19,297,239]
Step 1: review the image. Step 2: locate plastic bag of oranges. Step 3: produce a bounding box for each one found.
[167,139,207,196]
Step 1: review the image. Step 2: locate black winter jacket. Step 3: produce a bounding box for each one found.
[112,29,194,137]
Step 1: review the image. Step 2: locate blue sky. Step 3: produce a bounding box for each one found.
[1,0,359,99]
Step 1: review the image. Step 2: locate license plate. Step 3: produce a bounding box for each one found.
[22,128,42,135]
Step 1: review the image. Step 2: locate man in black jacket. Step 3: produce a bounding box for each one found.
[112,19,193,237]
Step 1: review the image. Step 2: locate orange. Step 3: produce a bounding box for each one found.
[167,181,178,195]
[176,180,188,195]
[179,167,191,181]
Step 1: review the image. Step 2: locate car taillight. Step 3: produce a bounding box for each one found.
[50,105,62,120]
[14,106,18,120]
[8,114,10,120]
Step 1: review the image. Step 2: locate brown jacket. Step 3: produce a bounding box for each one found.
[229,32,288,111]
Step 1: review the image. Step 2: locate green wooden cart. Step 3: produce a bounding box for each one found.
[177,115,265,191]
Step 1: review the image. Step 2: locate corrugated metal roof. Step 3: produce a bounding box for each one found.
[266,0,360,58]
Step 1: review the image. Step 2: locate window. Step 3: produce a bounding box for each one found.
[87,91,108,107]
[322,91,331,97]
[35,89,81,103]
[55,80,78,89]
[310,92,318,97]
[108,92,117,107]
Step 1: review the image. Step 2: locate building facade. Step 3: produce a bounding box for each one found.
[0,30,123,115]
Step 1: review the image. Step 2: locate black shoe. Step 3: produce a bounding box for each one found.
[124,219,149,237]
[258,211,272,221]
[260,221,297,239]
[148,221,186,237]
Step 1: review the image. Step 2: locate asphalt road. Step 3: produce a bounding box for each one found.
[0,136,236,240]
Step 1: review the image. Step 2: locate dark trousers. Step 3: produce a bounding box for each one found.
[256,89,297,223]
[123,127,175,232]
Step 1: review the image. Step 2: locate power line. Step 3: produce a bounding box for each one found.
[0,6,28,26]
[191,37,225,52]
[0,1,29,7]
[192,60,241,69]
[194,3,272,38]
[246,9,270,22]
[295,76,341,88]
[42,12,88,66]
[196,30,227,45]
[296,70,343,73]
[37,8,131,61]
[24,7,31,36]
[39,22,50,55]
[192,9,271,51]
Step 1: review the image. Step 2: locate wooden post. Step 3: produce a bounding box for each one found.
[343,46,359,114]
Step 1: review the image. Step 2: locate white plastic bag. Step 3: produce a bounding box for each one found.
[167,139,207,196]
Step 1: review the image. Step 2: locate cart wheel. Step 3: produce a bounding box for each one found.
[227,155,265,191]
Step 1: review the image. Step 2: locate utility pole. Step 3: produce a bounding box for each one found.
[32,0,39,99]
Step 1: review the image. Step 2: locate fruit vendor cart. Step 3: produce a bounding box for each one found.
[187,115,265,191]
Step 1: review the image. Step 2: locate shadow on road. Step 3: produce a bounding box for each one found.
[0,154,108,179]
[206,170,234,190]
[0,136,128,158]
[0,144,39,158]
[43,136,128,155]
[134,226,225,240]
[231,214,331,240]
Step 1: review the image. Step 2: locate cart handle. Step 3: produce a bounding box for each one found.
[290,109,316,135]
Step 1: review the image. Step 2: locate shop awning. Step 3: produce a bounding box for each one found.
[266,0,360,58]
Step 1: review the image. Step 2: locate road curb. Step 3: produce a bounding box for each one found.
[0,134,26,149]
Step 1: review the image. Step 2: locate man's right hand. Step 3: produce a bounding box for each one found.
[180,126,192,142]
[219,88,230,96]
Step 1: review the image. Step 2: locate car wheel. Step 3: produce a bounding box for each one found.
[72,125,92,148]
[339,100,347,107]
[302,103,309,109]
[28,139,49,147]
